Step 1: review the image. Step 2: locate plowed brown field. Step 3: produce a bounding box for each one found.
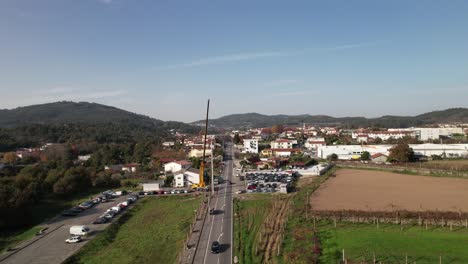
[310,169,468,212]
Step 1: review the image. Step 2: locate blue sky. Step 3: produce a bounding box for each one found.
[1,0,467,122]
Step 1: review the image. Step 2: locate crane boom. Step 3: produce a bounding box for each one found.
[199,99,210,187]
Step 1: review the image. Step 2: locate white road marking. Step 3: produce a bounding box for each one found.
[218,233,224,241]
[203,192,220,263]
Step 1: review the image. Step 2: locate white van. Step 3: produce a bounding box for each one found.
[70,225,90,236]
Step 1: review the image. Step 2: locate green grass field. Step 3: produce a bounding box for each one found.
[65,195,202,264]
[319,221,468,264]
[233,195,273,264]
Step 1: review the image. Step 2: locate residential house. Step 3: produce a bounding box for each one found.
[371,153,388,163]
[271,148,301,157]
[243,139,259,154]
[260,149,273,157]
[174,168,200,187]
[162,141,175,147]
[304,137,326,151]
[271,139,297,149]
[105,165,123,172]
[122,163,140,173]
[188,146,212,158]
[164,160,192,173]
[78,155,91,162]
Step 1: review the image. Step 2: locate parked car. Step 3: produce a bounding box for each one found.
[102,213,114,220]
[79,201,95,209]
[211,241,220,253]
[109,206,121,213]
[93,218,108,224]
[70,206,84,213]
[235,190,246,194]
[65,235,82,243]
[61,210,78,217]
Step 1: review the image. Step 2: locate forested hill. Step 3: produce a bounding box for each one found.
[0,101,182,128]
[0,101,198,151]
[193,108,468,129]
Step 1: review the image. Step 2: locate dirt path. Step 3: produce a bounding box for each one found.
[258,196,291,263]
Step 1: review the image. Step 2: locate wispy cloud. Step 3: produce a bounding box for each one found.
[271,90,316,97]
[263,79,300,88]
[32,87,127,102]
[99,0,114,4]
[152,40,381,71]
[167,51,289,69]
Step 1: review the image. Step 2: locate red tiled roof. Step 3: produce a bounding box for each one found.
[271,148,300,152]
[371,153,387,159]
[175,160,191,166]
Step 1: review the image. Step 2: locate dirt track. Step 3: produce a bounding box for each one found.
[310,169,468,212]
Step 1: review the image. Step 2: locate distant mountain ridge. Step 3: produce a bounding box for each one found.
[193,108,468,129]
[0,101,196,132]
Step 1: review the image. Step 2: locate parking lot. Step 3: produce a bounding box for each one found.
[241,171,298,193]
[0,191,138,264]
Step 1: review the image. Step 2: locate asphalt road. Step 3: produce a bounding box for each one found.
[194,142,241,264]
[0,195,132,264]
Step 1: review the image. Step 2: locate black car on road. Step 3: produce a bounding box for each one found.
[211,241,220,253]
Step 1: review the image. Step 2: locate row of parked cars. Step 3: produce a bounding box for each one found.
[137,189,194,196]
[61,190,128,217]
[245,172,297,193]
[92,194,138,224]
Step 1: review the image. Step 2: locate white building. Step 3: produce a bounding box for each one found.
[351,131,414,141]
[143,181,164,191]
[416,128,440,141]
[162,141,175,147]
[412,127,463,141]
[174,168,200,187]
[317,144,468,160]
[304,137,326,151]
[243,139,259,154]
[188,147,213,158]
[164,160,191,173]
[122,163,139,173]
[271,139,297,149]
[78,155,91,161]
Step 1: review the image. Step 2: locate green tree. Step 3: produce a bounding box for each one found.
[388,143,415,162]
[233,134,241,144]
[327,153,338,161]
[361,151,370,160]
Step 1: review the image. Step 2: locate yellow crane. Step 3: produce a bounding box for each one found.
[198,99,210,188]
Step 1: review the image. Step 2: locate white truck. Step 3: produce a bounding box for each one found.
[69,225,90,236]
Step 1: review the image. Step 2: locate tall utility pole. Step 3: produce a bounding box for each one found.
[199,99,210,187]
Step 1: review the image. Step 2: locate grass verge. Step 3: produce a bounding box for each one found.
[318,220,468,263]
[64,195,201,264]
[233,194,274,264]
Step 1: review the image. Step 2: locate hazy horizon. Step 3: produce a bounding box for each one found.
[1,0,468,122]
[2,100,467,123]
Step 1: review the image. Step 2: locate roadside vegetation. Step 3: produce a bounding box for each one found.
[233,194,274,264]
[318,221,468,263]
[64,195,201,264]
